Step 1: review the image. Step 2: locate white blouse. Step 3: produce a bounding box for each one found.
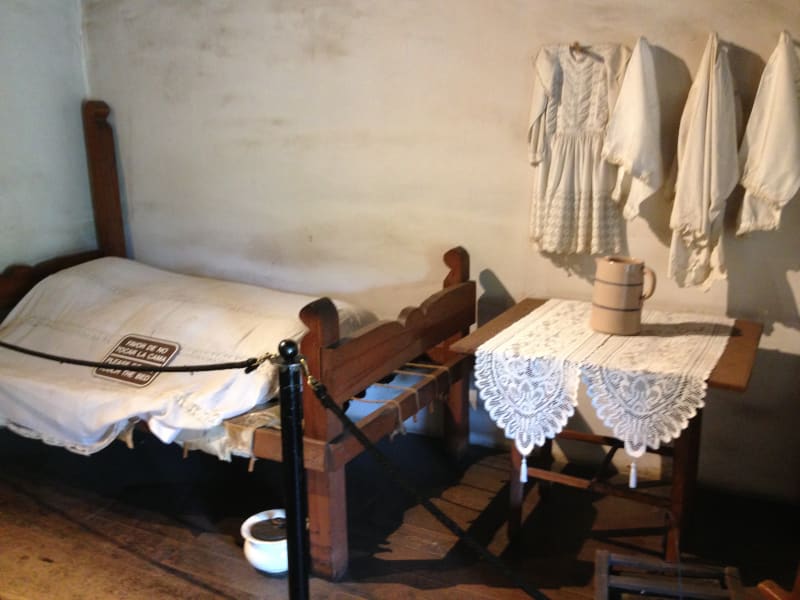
[668,33,739,288]
[737,31,800,235]
[603,37,664,220]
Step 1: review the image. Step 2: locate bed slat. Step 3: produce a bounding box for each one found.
[314,281,475,407]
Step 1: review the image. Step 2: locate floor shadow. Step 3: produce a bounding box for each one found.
[682,486,800,589]
[0,428,286,539]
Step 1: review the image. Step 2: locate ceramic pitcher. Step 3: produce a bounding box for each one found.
[590,256,656,335]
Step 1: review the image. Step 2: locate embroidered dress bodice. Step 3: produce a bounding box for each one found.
[547,52,610,137]
[528,44,631,255]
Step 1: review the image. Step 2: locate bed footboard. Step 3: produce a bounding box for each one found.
[282,246,476,579]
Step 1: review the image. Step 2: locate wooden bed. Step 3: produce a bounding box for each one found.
[0,99,476,579]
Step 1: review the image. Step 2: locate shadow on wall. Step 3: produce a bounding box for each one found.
[633,44,693,247]
[700,347,800,502]
[724,187,800,334]
[477,269,516,326]
[726,42,768,128]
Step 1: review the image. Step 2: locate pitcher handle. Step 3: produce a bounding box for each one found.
[641,267,656,300]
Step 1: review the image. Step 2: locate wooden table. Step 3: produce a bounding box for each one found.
[450,298,763,561]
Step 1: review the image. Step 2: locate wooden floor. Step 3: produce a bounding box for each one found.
[0,429,796,600]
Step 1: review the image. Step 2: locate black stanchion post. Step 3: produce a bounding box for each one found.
[278,339,310,600]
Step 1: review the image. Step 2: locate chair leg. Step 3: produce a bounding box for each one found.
[757,562,800,600]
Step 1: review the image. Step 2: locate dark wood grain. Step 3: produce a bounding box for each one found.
[708,319,763,391]
[450,298,545,355]
[82,100,127,258]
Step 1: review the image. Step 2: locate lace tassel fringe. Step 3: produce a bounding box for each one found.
[520,454,528,483]
[629,461,637,488]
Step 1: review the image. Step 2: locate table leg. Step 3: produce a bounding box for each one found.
[508,439,554,536]
[666,409,703,561]
[509,446,524,536]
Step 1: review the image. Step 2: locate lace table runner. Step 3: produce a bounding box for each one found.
[475,300,733,483]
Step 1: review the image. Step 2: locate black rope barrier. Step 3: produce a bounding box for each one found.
[301,358,549,600]
[0,340,269,373]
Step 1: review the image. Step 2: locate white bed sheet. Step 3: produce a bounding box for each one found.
[0,257,376,454]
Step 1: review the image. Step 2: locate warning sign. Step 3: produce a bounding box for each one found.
[95,334,180,387]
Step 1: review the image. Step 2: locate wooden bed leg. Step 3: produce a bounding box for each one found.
[307,468,348,580]
[444,357,470,461]
[299,297,349,579]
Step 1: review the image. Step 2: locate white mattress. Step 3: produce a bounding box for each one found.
[0,257,376,454]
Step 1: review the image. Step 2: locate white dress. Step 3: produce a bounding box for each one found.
[528,43,631,255]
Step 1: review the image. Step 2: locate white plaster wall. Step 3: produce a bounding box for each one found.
[81,0,799,501]
[0,0,94,266]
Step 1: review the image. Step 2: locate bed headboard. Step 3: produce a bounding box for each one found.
[82,100,127,259]
[0,101,128,312]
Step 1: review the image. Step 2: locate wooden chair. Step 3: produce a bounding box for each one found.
[594,550,744,600]
[758,563,800,600]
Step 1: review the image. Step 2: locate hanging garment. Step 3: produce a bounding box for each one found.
[603,37,665,220]
[528,43,631,255]
[668,33,739,288]
[737,31,800,235]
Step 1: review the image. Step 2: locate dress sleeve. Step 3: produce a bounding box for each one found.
[736,31,800,235]
[603,38,664,218]
[528,49,553,165]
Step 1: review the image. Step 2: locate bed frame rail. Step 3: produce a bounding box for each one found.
[307,280,475,404]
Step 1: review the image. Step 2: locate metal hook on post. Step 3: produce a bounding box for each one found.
[278,339,310,600]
